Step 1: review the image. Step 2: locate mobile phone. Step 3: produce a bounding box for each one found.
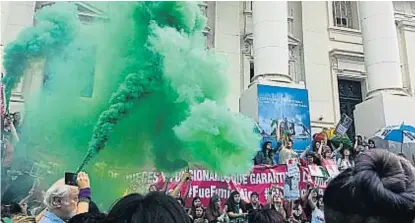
[65,172,78,186]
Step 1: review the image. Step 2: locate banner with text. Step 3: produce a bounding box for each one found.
[126,165,331,207]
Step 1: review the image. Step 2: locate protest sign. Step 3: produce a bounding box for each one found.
[284,159,300,200]
[334,113,353,136]
[308,164,326,178]
[321,159,340,178]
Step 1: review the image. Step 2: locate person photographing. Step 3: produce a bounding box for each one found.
[39,172,91,223]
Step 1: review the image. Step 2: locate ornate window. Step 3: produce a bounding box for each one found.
[332,1,360,30]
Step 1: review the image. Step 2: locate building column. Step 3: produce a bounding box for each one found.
[252,1,291,83]
[359,1,408,98]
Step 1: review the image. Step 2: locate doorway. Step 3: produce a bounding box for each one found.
[338,79,363,139]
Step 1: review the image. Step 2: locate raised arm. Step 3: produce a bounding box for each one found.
[300,146,311,159]
[169,172,190,198]
[307,191,317,210]
[182,180,191,201]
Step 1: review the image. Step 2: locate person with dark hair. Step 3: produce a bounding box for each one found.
[187,197,203,216]
[205,195,227,223]
[148,184,159,192]
[354,135,367,154]
[265,195,286,220]
[292,199,306,222]
[245,192,263,213]
[1,202,23,218]
[225,191,247,222]
[247,208,284,223]
[324,149,415,223]
[190,206,208,223]
[190,197,203,209]
[367,139,376,149]
[254,141,275,165]
[71,192,191,223]
[301,186,319,222]
[299,147,317,167]
[336,148,354,171]
[308,193,324,223]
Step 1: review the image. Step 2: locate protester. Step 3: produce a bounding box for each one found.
[367,139,376,149]
[336,148,354,171]
[291,199,306,222]
[300,186,318,222]
[254,141,275,165]
[247,209,284,223]
[188,197,203,216]
[299,148,316,167]
[312,140,321,152]
[324,149,415,223]
[245,192,263,213]
[1,202,23,222]
[266,195,286,220]
[354,135,366,153]
[205,195,227,223]
[278,139,298,165]
[170,172,191,201]
[190,206,208,223]
[309,193,324,223]
[225,191,247,222]
[148,184,158,192]
[1,113,20,196]
[39,172,90,223]
[318,146,334,162]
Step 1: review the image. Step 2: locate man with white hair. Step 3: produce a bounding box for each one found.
[39,172,90,223]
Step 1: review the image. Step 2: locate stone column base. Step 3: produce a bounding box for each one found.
[354,93,415,138]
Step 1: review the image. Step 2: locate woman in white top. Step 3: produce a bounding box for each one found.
[336,148,354,171]
[308,192,325,223]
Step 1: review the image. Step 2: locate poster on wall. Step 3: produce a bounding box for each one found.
[257,85,311,153]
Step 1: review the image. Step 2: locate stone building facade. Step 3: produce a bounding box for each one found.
[2,1,415,138]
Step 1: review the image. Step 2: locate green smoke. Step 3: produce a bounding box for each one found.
[4,1,259,207]
[2,2,80,111]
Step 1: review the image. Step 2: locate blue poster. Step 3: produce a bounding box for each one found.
[257,85,311,154]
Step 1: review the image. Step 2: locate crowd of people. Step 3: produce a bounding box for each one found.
[254,133,378,168]
[2,112,415,223]
[2,149,415,223]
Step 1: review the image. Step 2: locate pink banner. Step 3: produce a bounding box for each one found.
[155,165,329,208]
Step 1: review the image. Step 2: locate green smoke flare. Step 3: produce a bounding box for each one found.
[4,1,260,207]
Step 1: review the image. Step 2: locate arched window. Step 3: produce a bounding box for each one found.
[332,1,360,30]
